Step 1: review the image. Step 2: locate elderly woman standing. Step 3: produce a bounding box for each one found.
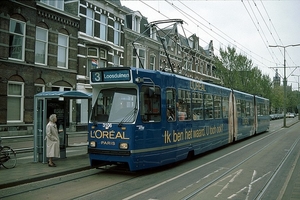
[46,114,60,167]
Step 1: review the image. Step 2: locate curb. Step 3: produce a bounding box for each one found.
[0,165,91,190]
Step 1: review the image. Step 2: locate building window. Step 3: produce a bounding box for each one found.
[87,47,98,74]
[133,48,145,68]
[34,84,45,94]
[9,19,25,60]
[114,54,120,66]
[57,33,68,68]
[114,21,121,46]
[35,27,48,65]
[86,8,94,36]
[177,43,181,55]
[99,49,107,68]
[40,0,64,10]
[7,81,24,122]
[87,47,107,75]
[100,14,107,40]
[133,16,140,33]
[149,55,155,70]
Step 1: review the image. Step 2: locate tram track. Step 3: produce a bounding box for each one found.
[255,133,300,199]
[182,130,287,200]
[118,122,299,200]
[181,128,300,200]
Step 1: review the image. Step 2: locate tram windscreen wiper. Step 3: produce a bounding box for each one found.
[118,108,137,127]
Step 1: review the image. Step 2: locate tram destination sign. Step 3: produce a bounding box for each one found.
[91,69,131,83]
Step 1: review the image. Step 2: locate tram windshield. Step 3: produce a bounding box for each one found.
[91,88,137,123]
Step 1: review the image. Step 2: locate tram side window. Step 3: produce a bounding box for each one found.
[192,92,203,120]
[249,102,254,117]
[257,104,261,116]
[204,94,213,119]
[214,95,222,119]
[266,104,269,115]
[236,99,241,117]
[140,85,161,122]
[241,100,246,117]
[260,103,268,115]
[166,88,176,121]
[177,89,191,121]
[222,96,229,118]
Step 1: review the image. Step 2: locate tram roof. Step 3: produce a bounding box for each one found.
[34,91,92,99]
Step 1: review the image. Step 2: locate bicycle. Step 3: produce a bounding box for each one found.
[0,145,17,169]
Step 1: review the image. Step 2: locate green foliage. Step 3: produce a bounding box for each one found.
[214,46,272,99]
[214,46,300,113]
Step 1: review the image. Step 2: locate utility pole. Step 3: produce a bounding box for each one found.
[269,44,300,127]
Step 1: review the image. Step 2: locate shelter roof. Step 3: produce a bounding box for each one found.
[35,91,92,99]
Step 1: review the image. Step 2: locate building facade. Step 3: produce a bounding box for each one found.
[74,0,126,93]
[0,0,80,135]
[123,8,219,83]
[0,0,218,136]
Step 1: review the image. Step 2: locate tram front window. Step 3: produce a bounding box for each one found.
[91,88,137,123]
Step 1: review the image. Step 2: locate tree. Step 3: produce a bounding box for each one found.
[214,46,272,99]
[270,85,283,113]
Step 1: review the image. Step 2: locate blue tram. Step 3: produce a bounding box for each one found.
[88,67,270,171]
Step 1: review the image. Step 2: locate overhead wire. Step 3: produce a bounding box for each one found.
[126,0,298,79]
[172,0,273,70]
[135,0,271,70]
[176,0,272,70]
[258,0,300,83]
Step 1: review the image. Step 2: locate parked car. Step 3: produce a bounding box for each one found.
[286,113,295,118]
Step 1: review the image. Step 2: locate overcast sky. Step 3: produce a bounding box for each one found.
[121,0,300,90]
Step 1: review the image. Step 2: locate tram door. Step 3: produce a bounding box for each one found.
[228,91,237,143]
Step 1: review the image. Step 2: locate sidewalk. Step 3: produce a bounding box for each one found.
[0,153,91,189]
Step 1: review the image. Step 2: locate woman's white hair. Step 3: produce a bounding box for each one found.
[49,114,57,122]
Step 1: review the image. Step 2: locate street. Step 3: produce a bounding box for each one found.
[0,118,299,200]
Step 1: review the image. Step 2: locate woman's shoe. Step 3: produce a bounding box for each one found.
[48,163,56,167]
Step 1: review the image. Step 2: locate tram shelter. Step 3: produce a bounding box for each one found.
[33,91,91,163]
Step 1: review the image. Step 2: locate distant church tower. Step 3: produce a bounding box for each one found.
[273,69,281,87]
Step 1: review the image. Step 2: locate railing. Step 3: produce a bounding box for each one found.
[0,132,88,154]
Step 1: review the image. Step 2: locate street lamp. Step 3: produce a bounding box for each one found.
[269,44,300,127]
[291,74,300,120]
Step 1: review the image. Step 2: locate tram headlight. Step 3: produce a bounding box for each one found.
[90,141,96,148]
[119,143,128,150]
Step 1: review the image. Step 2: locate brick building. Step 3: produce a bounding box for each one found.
[123,8,219,83]
[0,0,80,135]
[0,0,218,136]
